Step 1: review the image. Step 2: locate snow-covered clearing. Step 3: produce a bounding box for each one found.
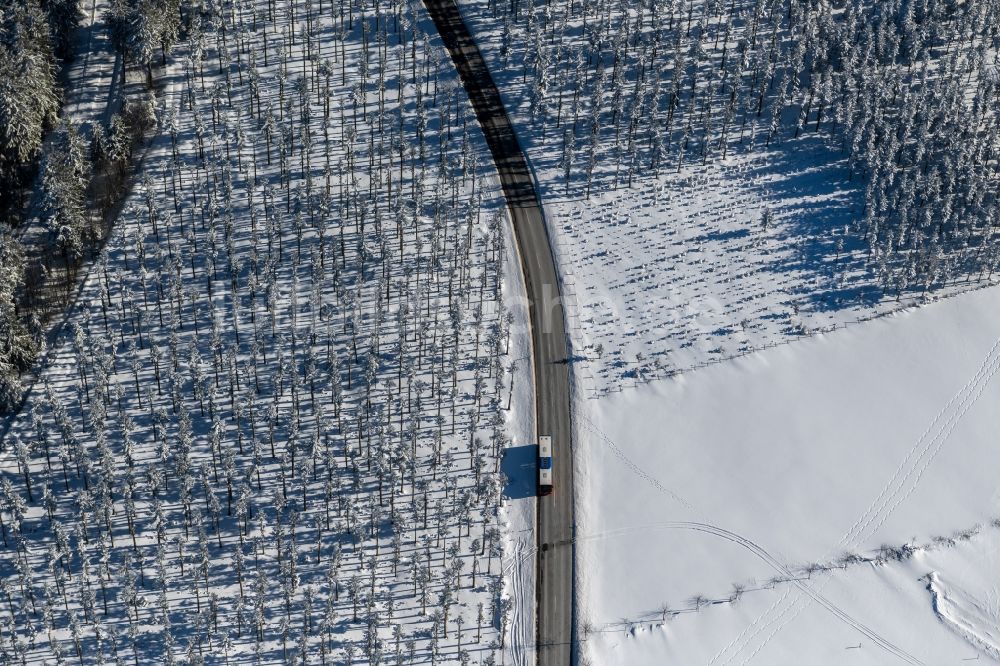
[576,285,1000,664]
[0,0,537,662]
[547,145,880,393]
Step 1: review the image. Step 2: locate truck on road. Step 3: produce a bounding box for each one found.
[538,435,553,496]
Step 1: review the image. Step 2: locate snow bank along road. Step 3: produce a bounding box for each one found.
[421,0,576,663]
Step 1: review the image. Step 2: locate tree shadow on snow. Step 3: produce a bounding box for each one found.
[741,131,884,313]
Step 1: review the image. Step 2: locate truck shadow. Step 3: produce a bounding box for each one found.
[501,444,537,500]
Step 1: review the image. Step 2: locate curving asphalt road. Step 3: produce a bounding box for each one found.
[420,2,576,664]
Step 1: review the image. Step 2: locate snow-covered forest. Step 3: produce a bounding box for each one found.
[467,0,1000,294]
[0,0,521,663]
[0,1,71,190]
[0,0,168,408]
[0,0,76,405]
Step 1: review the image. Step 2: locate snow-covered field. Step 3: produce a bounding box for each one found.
[576,285,1000,664]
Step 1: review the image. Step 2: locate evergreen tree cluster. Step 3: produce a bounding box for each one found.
[0,234,38,409]
[40,120,90,269]
[106,0,182,75]
[0,0,66,186]
[481,0,1000,295]
[0,0,77,411]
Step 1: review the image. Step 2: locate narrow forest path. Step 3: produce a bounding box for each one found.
[420,0,577,663]
[18,0,117,252]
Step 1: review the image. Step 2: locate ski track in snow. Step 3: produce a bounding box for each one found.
[839,334,1000,546]
[705,586,793,666]
[575,407,693,512]
[506,537,530,666]
[510,520,925,665]
[598,524,926,666]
